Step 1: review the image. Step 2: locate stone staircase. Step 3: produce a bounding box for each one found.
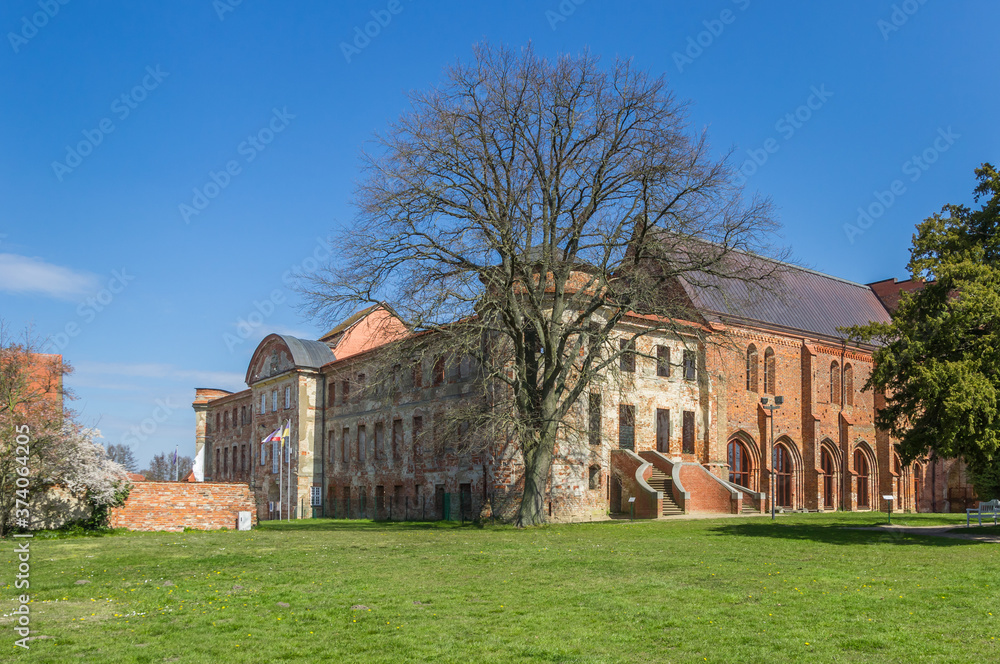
[646,468,684,517]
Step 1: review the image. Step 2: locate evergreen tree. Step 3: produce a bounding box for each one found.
[850,163,1000,498]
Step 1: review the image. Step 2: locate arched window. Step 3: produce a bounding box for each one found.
[893,454,902,503]
[830,361,841,405]
[821,447,835,509]
[854,449,870,508]
[775,443,793,508]
[728,439,752,488]
[746,345,758,392]
[763,348,776,394]
[844,364,854,407]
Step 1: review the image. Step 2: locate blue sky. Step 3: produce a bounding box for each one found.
[1,0,996,468]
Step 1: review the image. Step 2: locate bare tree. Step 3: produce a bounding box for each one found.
[301,44,782,526]
[140,452,193,482]
[106,443,139,472]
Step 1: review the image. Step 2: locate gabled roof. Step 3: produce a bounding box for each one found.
[319,304,382,343]
[678,257,891,340]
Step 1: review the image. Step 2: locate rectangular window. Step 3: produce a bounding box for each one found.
[683,350,697,381]
[356,374,365,400]
[375,485,385,511]
[374,422,384,460]
[618,404,635,450]
[413,416,423,456]
[588,393,602,446]
[260,393,266,414]
[284,386,291,409]
[272,442,279,473]
[448,356,461,383]
[260,442,266,465]
[656,346,671,377]
[433,357,445,386]
[392,419,403,460]
[357,425,367,462]
[271,390,278,412]
[223,411,228,430]
[328,430,335,462]
[412,361,423,388]
[342,427,350,463]
[682,410,695,454]
[588,322,602,359]
[619,339,635,373]
[241,444,246,472]
[285,437,290,463]
[328,381,335,406]
[311,486,322,507]
[656,408,670,453]
[341,380,349,403]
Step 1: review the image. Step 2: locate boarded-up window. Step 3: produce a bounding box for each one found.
[589,465,601,490]
[375,485,385,511]
[620,339,636,373]
[357,425,367,462]
[392,419,403,460]
[413,416,423,456]
[844,364,854,407]
[356,374,365,400]
[656,345,670,377]
[656,408,670,453]
[683,350,697,381]
[328,381,335,406]
[342,380,350,403]
[682,411,695,454]
[588,393,602,446]
[763,348,776,394]
[831,361,841,405]
[374,422,384,460]
[618,404,635,450]
[341,427,349,463]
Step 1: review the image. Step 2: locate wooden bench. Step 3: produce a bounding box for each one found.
[966,499,1000,527]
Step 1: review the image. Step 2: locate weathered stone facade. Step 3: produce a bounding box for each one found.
[192,269,976,521]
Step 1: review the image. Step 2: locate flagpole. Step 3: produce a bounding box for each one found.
[278,434,283,521]
[286,419,292,522]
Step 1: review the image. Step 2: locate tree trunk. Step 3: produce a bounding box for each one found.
[516,427,556,527]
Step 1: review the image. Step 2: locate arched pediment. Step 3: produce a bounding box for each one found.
[246,334,336,385]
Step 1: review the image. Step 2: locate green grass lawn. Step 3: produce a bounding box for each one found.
[4,512,997,663]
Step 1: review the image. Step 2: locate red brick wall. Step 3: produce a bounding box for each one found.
[110,482,257,532]
[678,464,737,514]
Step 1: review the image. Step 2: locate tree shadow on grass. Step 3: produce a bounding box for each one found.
[255,519,501,533]
[708,521,980,547]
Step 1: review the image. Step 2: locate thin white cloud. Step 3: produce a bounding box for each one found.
[0,253,100,300]
[73,361,246,390]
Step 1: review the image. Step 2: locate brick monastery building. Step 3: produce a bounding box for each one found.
[192,260,975,522]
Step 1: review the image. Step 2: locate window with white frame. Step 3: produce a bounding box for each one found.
[260,442,266,465]
[284,386,291,409]
[260,393,266,414]
[285,439,291,462]
[310,486,321,506]
[271,390,278,412]
[271,442,279,473]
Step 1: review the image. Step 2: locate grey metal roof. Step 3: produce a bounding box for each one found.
[278,335,336,369]
[678,259,891,339]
